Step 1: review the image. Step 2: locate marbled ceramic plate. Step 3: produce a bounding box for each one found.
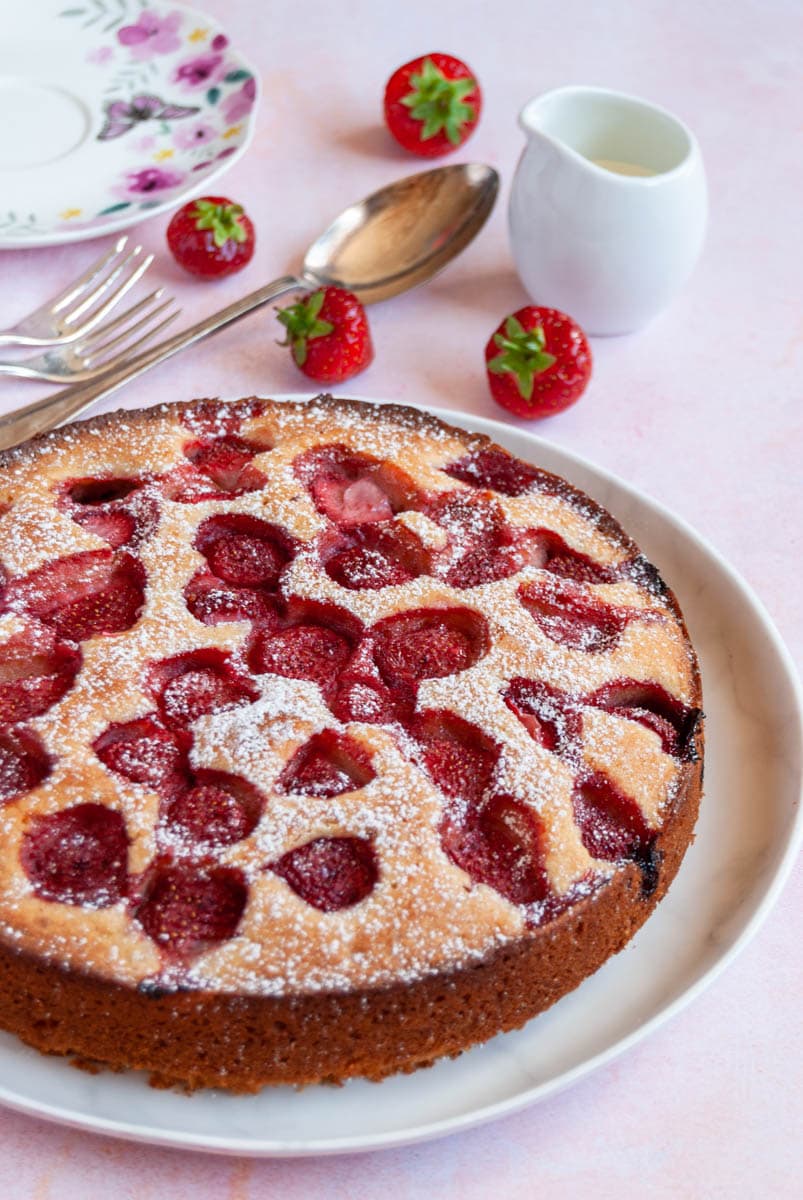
[0,401,799,1155]
[0,1,258,247]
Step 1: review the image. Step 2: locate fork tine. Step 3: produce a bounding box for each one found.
[77,289,166,352]
[50,236,129,315]
[86,308,181,371]
[64,248,153,328]
[81,297,174,364]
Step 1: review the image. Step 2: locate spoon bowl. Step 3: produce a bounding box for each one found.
[0,163,500,450]
[302,163,499,303]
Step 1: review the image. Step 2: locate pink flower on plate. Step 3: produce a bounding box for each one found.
[173,52,224,89]
[119,166,185,196]
[221,77,256,124]
[86,46,114,65]
[173,121,217,151]
[117,10,183,60]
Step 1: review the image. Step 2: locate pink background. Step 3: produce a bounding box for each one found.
[0,0,801,1194]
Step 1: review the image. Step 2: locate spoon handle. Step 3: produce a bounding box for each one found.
[0,274,305,452]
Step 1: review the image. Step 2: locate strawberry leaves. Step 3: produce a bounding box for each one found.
[191,199,248,248]
[276,290,335,367]
[488,316,557,400]
[401,57,477,145]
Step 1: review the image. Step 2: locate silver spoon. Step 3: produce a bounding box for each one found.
[0,163,499,451]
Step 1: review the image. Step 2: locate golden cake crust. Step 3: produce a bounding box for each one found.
[0,395,703,1090]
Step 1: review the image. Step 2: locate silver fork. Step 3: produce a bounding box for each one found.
[0,236,154,349]
[0,291,180,382]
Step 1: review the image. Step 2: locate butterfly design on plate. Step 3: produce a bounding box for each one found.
[98,94,201,141]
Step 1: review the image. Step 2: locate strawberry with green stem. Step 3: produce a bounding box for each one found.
[485,307,592,419]
[384,53,482,157]
[276,287,374,383]
[167,196,255,278]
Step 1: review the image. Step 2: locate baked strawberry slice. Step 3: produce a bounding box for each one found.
[441,793,550,906]
[486,307,592,420]
[321,522,428,590]
[371,607,489,688]
[294,444,421,526]
[21,802,129,906]
[249,622,354,694]
[93,715,190,796]
[277,288,373,384]
[409,710,500,806]
[314,476,394,526]
[183,569,279,627]
[59,477,158,550]
[585,679,701,759]
[133,858,248,955]
[3,550,146,644]
[148,649,258,730]
[572,771,652,862]
[298,446,391,524]
[0,622,81,722]
[329,643,406,725]
[514,528,616,585]
[187,436,267,492]
[384,54,481,157]
[443,448,549,497]
[271,836,378,911]
[278,730,375,799]
[162,770,263,848]
[194,514,293,589]
[504,678,581,754]
[0,727,51,803]
[165,436,268,502]
[248,600,361,697]
[518,579,634,653]
[429,492,518,588]
[71,508,137,549]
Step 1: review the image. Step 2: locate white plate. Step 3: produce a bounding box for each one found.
[0,0,258,247]
[0,401,800,1156]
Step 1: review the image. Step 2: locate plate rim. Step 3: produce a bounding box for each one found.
[0,0,260,250]
[0,395,800,1155]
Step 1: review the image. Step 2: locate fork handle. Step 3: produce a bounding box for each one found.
[0,275,304,451]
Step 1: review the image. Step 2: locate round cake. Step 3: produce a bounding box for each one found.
[0,395,703,1091]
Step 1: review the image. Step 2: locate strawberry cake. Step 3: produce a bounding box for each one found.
[0,395,703,1091]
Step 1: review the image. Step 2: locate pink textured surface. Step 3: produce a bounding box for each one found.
[0,0,801,1193]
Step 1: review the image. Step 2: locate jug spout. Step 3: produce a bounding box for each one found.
[517,93,560,147]
[516,85,696,178]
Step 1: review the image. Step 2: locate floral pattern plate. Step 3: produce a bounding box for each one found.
[0,0,259,247]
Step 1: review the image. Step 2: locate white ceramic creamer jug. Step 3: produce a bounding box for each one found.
[509,86,707,335]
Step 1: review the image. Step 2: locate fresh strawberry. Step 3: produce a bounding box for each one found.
[166,196,255,279]
[384,53,481,157]
[276,288,373,383]
[485,306,592,419]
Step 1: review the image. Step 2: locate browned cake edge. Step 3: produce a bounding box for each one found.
[0,394,705,1091]
[0,749,701,1091]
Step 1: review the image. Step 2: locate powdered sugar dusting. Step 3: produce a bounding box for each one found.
[0,396,701,997]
